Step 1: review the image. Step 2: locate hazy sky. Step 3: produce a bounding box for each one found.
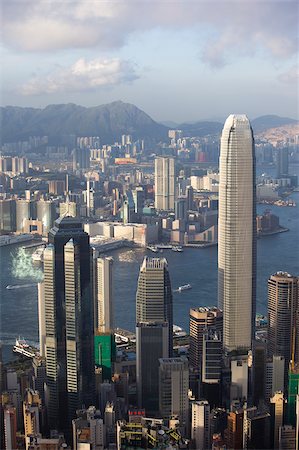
[1,0,298,122]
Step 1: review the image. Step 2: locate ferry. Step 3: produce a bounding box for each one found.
[156,244,173,250]
[172,246,183,252]
[6,283,37,290]
[176,283,192,293]
[147,245,158,253]
[13,338,39,359]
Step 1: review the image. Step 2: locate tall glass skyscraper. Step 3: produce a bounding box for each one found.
[136,256,173,354]
[218,114,256,352]
[44,217,95,431]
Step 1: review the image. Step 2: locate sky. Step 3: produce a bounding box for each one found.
[1,0,299,122]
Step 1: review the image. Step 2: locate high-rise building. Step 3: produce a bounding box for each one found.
[136,322,169,414]
[226,407,244,450]
[95,256,114,333]
[72,406,105,450]
[4,405,17,450]
[174,197,187,221]
[270,391,286,449]
[277,147,289,177]
[44,217,94,431]
[268,272,299,379]
[189,307,223,370]
[38,282,46,358]
[266,355,285,400]
[36,200,57,235]
[278,425,296,450]
[136,257,173,354]
[243,407,271,449]
[191,400,210,450]
[73,148,90,171]
[155,156,175,211]
[158,357,189,434]
[0,199,16,232]
[218,114,256,352]
[23,389,42,441]
[94,333,116,381]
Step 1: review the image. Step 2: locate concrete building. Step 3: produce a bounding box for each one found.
[158,357,189,434]
[279,425,296,450]
[191,400,210,450]
[136,257,173,355]
[136,322,169,415]
[218,115,256,352]
[155,156,175,211]
[266,355,285,400]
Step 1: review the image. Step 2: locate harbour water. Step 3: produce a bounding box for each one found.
[1,188,298,363]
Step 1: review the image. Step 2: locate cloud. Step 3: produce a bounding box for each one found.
[21,58,139,95]
[278,65,299,84]
[2,1,298,67]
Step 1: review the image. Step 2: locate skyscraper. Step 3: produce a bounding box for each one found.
[218,114,256,352]
[44,217,95,431]
[155,156,175,211]
[268,272,299,372]
[136,257,173,354]
[159,357,189,435]
[95,255,114,333]
[191,400,210,450]
[136,322,169,414]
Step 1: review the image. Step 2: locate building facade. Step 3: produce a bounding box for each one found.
[155,156,175,211]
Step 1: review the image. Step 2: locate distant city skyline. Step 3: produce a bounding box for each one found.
[1,1,298,121]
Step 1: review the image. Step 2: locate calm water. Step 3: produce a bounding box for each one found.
[1,177,298,362]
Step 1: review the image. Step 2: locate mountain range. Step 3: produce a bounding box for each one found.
[1,101,297,144]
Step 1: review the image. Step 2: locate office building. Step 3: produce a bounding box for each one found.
[243,407,271,449]
[136,257,173,354]
[0,199,16,232]
[4,405,17,450]
[279,425,296,450]
[266,355,285,400]
[268,272,299,380]
[270,391,286,449]
[23,389,42,442]
[155,156,175,210]
[72,406,105,450]
[48,180,65,195]
[218,114,256,352]
[230,357,249,402]
[16,199,35,233]
[158,357,189,434]
[94,333,116,381]
[38,282,46,358]
[36,200,57,235]
[133,186,145,214]
[95,256,114,333]
[44,217,94,431]
[277,147,289,177]
[191,400,210,450]
[226,407,244,450]
[73,148,90,171]
[186,185,194,211]
[287,367,299,426]
[189,307,223,370]
[174,197,187,221]
[136,322,169,414]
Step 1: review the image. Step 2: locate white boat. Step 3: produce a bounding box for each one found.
[177,283,192,292]
[156,244,172,249]
[172,246,183,252]
[13,338,39,359]
[32,247,44,262]
[147,245,158,253]
[6,283,37,290]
